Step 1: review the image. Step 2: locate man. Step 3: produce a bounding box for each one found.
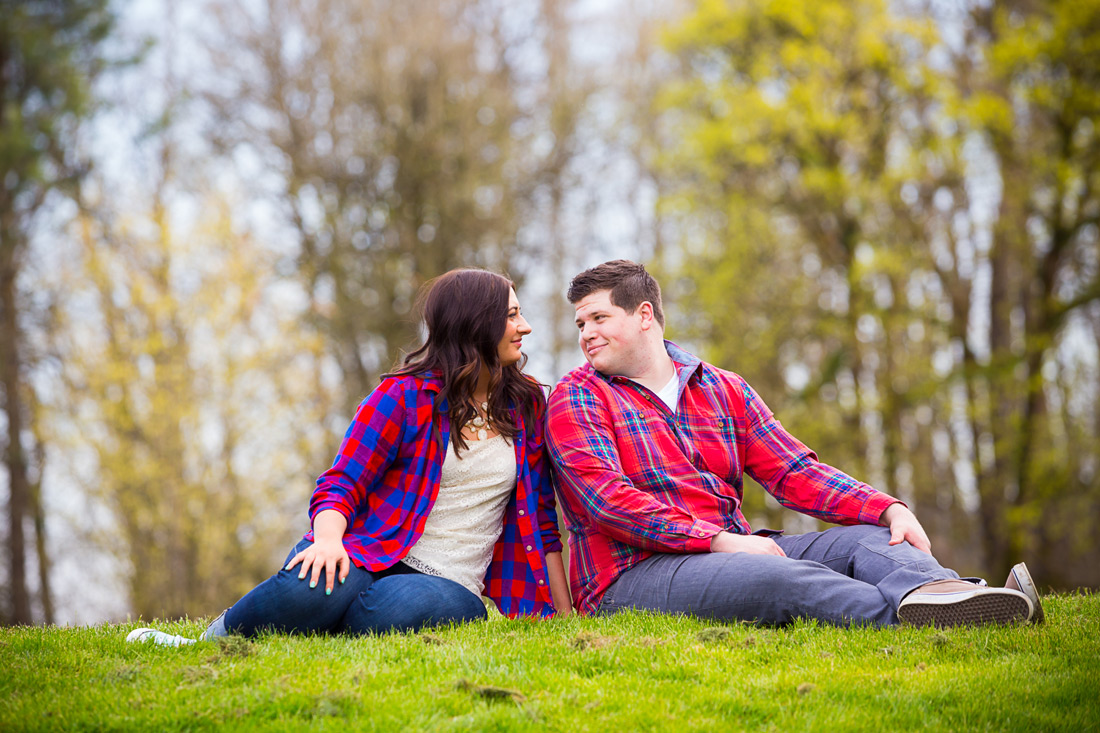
[546,260,1043,627]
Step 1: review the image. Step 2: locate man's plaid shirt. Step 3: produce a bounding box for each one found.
[308,372,563,617]
[547,342,897,615]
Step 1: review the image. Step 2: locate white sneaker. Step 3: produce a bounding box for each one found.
[897,579,1033,627]
[200,610,229,641]
[1005,562,1045,624]
[126,627,197,647]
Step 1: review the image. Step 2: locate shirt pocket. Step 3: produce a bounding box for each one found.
[613,408,685,479]
[682,416,741,481]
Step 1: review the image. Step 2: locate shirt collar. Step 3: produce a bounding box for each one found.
[589,340,703,384]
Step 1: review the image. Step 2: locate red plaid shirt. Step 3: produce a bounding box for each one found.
[546,341,897,615]
[307,372,563,617]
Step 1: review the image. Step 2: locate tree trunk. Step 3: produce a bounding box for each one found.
[1,234,33,625]
[30,469,53,624]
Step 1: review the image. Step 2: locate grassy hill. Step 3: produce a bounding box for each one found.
[3,591,1098,731]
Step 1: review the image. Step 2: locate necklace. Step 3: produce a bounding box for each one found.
[464,401,491,440]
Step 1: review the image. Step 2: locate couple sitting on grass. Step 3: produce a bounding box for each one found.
[130,261,1043,647]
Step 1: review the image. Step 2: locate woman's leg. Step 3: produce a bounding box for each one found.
[219,539,376,637]
[338,566,487,635]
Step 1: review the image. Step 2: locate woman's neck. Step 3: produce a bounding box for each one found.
[474,367,491,403]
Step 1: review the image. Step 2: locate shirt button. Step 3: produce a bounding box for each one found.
[518,510,525,516]
[526,545,532,551]
[538,579,544,585]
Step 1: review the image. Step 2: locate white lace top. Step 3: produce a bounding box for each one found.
[403,434,515,596]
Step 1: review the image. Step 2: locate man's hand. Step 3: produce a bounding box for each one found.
[710,531,786,556]
[879,503,932,555]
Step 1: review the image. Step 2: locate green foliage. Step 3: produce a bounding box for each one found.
[655,0,1100,581]
[0,0,114,197]
[1,0,119,626]
[2,593,1098,730]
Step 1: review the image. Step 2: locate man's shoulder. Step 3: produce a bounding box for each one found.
[548,364,624,421]
[671,350,748,394]
[551,363,602,393]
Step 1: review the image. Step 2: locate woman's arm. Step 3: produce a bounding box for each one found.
[545,551,572,616]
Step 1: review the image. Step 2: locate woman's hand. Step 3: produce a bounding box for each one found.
[285,510,350,595]
[545,552,572,617]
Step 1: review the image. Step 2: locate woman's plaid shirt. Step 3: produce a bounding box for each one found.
[547,342,896,615]
[307,372,563,618]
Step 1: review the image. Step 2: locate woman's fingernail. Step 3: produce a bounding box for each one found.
[326,588,332,596]
[340,577,345,584]
[309,581,316,589]
[299,573,306,580]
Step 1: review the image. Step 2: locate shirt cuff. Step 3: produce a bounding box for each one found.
[310,501,354,526]
[862,493,904,526]
[686,519,724,552]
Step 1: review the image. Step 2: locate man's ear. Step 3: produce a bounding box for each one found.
[637,301,657,330]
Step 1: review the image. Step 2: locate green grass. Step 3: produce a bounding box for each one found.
[3,592,1098,732]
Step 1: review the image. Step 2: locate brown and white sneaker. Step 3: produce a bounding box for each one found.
[1005,562,1045,624]
[897,580,1033,627]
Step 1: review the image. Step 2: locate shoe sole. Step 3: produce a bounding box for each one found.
[898,592,1032,628]
[126,627,195,646]
[1010,563,1045,624]
[126,628,158,643]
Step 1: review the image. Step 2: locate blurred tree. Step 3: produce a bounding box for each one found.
[952,0,1100,583]
[201,0,592,405]
[0,0,116,625]
[657,0,1100,584]
[56,175,334,620]
[658,0,952,537]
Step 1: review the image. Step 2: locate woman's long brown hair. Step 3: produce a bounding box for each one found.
[384,268,545,454]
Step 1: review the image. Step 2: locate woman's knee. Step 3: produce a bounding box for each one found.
[340,574,487,635]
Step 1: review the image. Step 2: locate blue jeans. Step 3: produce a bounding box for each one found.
[222,539,487,636]
[597,525,960,627]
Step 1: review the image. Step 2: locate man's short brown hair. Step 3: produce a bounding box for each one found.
[567,259,665,328]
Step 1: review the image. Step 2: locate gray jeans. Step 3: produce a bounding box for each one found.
[597,525,960,627]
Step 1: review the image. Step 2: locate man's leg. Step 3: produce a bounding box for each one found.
[777,525,1032,626]
[597,551,897,627]
[775,525,957,610]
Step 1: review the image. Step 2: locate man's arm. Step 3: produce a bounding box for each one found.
[546,383,719,553]
[736,376,897,526]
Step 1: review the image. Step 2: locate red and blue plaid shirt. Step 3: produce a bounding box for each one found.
[546,341,897,615]
[307,372,563,617]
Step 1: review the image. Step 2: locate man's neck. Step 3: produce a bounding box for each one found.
[624,341,677,393]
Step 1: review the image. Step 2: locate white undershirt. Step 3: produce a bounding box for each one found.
[654,370,679,412]
[403,434,515,596]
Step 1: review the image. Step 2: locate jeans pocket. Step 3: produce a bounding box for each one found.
[596,586,618,615]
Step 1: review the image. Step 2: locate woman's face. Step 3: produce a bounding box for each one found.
[497,287,532,366]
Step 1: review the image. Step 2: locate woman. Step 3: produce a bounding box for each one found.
[129,269,571,644]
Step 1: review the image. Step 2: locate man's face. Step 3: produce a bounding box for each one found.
[573,289,647,376]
